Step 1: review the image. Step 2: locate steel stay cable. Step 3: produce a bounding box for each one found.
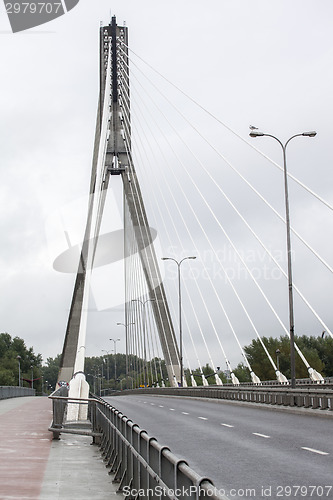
[128,70,330,366]
[122,44,333,213]
[129,89,233,380]
[119,104,179,384]
[121,46,333,277]
[127,111,209,385]
[128,75,277,374]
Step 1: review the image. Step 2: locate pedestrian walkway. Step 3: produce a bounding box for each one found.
[0,397,118,500]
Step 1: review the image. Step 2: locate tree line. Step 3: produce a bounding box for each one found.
[1,332,332,391]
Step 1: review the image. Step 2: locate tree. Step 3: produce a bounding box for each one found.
[244,335,329,381]
[233,362,251,383]
[42,355,61,392]
[0,332,43,390]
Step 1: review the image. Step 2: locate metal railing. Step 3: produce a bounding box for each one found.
[111,386,333,411]
[0,386,35,400]
[48,393,229,499]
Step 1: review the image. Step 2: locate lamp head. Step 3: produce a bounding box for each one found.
[249,131,265,137]
[302,131,317,137]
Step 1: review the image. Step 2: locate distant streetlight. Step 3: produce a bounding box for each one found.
[109,338,120,382]
[30,365,34,390]
[117,322,135,381]
[249,130,316,388]
[276,349,281,372]
[131,299,156,387]
[161,256,197,387]
[16,355,21,387]
[101,349,112,382]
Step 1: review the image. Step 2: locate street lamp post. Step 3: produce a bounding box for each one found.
[117,322,135,383]
[16,355,21,387]
[276,349,281,372]
[109,338,120,383]
[30,365,34,390]
[131,299,155,387]
[249,130,316,388]
[161,256,197,387]
[101,350,112,382]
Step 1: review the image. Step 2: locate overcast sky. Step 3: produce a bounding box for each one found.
[0,1,332,373]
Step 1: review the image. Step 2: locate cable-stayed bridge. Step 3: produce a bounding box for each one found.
[1,16,332,500]
[56,17,332,404]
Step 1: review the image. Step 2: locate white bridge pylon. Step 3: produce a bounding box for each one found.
[59,17,182,418]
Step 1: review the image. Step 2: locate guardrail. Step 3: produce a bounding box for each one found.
[110,386,333,411]
[0,386,35,400]
[48,393,229,499]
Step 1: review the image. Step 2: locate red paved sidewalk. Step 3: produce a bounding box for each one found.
[0,397,52,500]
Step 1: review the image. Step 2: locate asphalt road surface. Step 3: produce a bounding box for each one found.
[104,394,333,500]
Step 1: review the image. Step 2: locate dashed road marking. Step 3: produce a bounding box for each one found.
[198,417,208,420]
[301,447,329,456]
[158,405,164,408]
[221,423,234,428]
[182,412,189,415]
[253,432,270,439]
[169,408,175,411]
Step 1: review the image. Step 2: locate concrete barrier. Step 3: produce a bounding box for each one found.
[0,386,35,400]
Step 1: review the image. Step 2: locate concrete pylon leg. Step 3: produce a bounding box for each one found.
[66,373,89,422]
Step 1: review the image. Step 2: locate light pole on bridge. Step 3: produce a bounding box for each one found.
[131,299,155,388]
[249,129,317,388]
[30,365,34,390]
[161,256,196,387]
[117,322,135,384]
[101,349,112,383]
[109,338,120,384]
[16,355,21,387]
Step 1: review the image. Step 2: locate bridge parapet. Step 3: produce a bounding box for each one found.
[48,392,229,499]
[0,386,35,400]
[110,386,333,412]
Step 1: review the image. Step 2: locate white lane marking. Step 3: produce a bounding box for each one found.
[169,408,175,411]
[253,432,270,439]
[301,447,329,456]
[158,405,164,408]
[198,417,208,420]
[221,423,234,428]
[150,403,155,406]
[143,401,147,404]
[182,412,189,415]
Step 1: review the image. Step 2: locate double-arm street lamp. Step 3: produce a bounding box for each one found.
[101,349,112,382]
[109,338,120,382]
[117,322,135,382]
[249,130,317,388]
[161,256,196,387]
[131,299,155,387]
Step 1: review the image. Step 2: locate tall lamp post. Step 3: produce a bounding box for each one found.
[101,349,112,383]
[109,338,120,383]
[16,355,21,387]
[30,365,34,390]
[161,256,196,387]
[131,299,155,387]
[249,130,316,388]
[117,322,135,383]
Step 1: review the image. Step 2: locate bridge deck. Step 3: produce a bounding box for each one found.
[0,397,116,500]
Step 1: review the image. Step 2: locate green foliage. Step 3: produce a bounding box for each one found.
[0,332,43,391]
[233,362,251,383]
[41,354,61,392]
[244,335,331,380]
